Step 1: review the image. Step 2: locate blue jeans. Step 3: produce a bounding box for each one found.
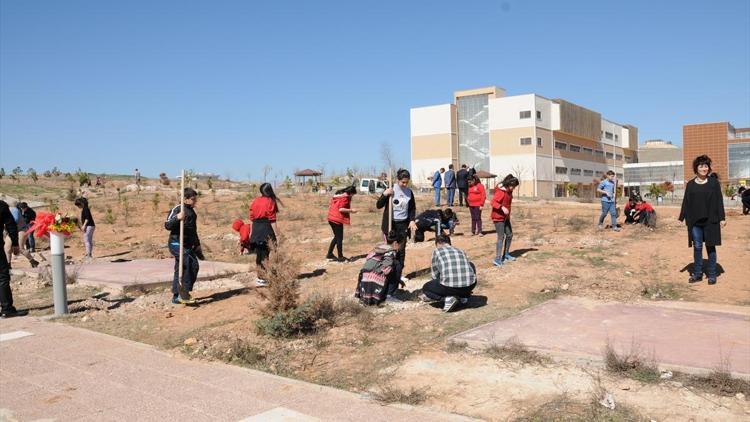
[168,241,200,295]
[434,188,441,206]
[598,201,617,228]
[691,225,717,279]
[446,188,456,206]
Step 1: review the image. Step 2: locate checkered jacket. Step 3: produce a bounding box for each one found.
[431,245,476,288]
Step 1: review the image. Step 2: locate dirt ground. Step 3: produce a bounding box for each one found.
[3,176,750,421]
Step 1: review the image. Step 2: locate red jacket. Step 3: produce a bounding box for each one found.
[249,197,278,222]
[490,187,513,222]
[231,219,252,250]
[636,202,654,213]
[327,194,352,225]
[467,183,486,207]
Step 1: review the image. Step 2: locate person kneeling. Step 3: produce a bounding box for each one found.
[356,231,404,306]
[634,197,657,230]
[421,235,476,312]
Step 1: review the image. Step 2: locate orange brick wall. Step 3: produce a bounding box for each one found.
[683,123,729,182]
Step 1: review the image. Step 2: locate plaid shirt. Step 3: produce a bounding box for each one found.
[431,245,476,288]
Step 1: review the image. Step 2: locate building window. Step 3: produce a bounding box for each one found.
[616,173,623,179]
[570,168,582,176]
[520,110,531,119]
[537,137,543,147]
[555,166,568,175]
[555,141,567,150]
[520,137,532,145]
[569,145,581,153]
[615,134,619,141]
[605,132,614,140]
[594,150,604,157]
[625,155,632,163]
[583,147,593,154]
[616,154,623,160]
[583,169,594,176]
[536,110,542,120]
[606,152,614,159]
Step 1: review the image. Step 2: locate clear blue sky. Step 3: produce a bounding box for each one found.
[1,0,748,180]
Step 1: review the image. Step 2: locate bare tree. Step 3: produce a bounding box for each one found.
[380,142,396,173]
[510,163,527,181]
[262,165,272,182]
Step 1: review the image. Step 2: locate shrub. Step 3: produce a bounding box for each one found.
[104,208,116,224]
[65,187,77,202]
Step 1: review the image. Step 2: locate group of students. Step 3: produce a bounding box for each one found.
[624,194,657,229]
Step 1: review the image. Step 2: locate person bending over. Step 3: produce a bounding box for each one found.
[355,230,403,305]
[413,208,457,242]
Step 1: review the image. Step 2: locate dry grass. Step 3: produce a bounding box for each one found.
[370,383,429,405]
[603,341,660,384]
[514,393,646,422]
[259,242,302,314]
[567,215,589,232]
[484,337,551,365]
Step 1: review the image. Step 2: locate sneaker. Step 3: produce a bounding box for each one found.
[459,297,469,304]
[336,256,349,263]
[325,254,337,261]
[256,278,269,287]
[178,294,196,305]
[0,308,28,318]
[493,258,504,267]
[478,233,485,237]
[597,224,604,230]
[400,276,409,284]
[30,259,39,268]
[707,278,717,285]
[443,296,458,312]
[171,295,180,305]
[503,254,516,262]
[688,274,703,283]
[613,227,621,232]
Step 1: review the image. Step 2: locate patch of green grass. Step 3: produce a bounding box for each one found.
[528,251,555,262]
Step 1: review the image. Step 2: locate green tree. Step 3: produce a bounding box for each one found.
[28,168,39,183]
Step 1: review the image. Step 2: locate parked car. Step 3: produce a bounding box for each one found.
[357,178,387,194]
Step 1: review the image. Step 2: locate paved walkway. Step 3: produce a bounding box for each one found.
[452,296,750,376]
[13,259,249,292]
[0,317,470,421]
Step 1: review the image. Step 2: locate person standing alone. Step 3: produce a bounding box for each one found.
[596,170,620,232]
[679,155,726,285]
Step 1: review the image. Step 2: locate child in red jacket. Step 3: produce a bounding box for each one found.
[466,176,487,236]
[634,197,657,230]
[491,175,519,266]
[248,183,282,287]
[326,186,357,262]
[231,219,252,254]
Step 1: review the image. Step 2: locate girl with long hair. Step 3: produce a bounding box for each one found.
[249,183,282,286]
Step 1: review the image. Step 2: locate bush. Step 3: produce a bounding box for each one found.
[104,208,116,224]
[65,187,77,202]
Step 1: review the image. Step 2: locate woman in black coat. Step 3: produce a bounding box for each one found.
[376,169,417,280]
[679,155,726,285]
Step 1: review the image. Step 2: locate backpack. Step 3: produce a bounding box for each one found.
[356,244,396,305]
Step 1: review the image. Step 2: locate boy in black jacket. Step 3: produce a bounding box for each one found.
[0,200,27,318]
[414,208,457,242]
[165,188,204,304]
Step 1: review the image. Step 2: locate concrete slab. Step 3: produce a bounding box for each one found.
[0,317,472,421]
[452,296,750,377]
[0,330,33,342]
[14,258,249,292]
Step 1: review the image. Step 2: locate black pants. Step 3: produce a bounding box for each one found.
[168,241,199,296]
[458,188,469,206]
[387,220,410,269]
[422,279,475,300]
[255,243,270,278]
[327,221,344,257]
[0,246,14,312]
[386,260,403,296]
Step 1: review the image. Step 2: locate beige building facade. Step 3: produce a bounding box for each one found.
[411,86,638,198]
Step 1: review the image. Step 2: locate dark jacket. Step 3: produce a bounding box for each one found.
[415,209,454,231]
[444,169,456,188]
[679,177,725,247]
[376,190,416,235]
[456,169,469,189]
[1,200,19,248]
[22,207,36,225]
[165,204,201,249]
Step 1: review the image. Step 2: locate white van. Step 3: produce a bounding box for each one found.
[357,178,388,194]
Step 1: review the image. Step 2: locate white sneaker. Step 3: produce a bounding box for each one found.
[400,276,409,284]
[255,278,269,287]
[443,296,458,312]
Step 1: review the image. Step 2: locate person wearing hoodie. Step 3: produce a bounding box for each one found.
[326,185,357,262]
[231,219,252,254]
